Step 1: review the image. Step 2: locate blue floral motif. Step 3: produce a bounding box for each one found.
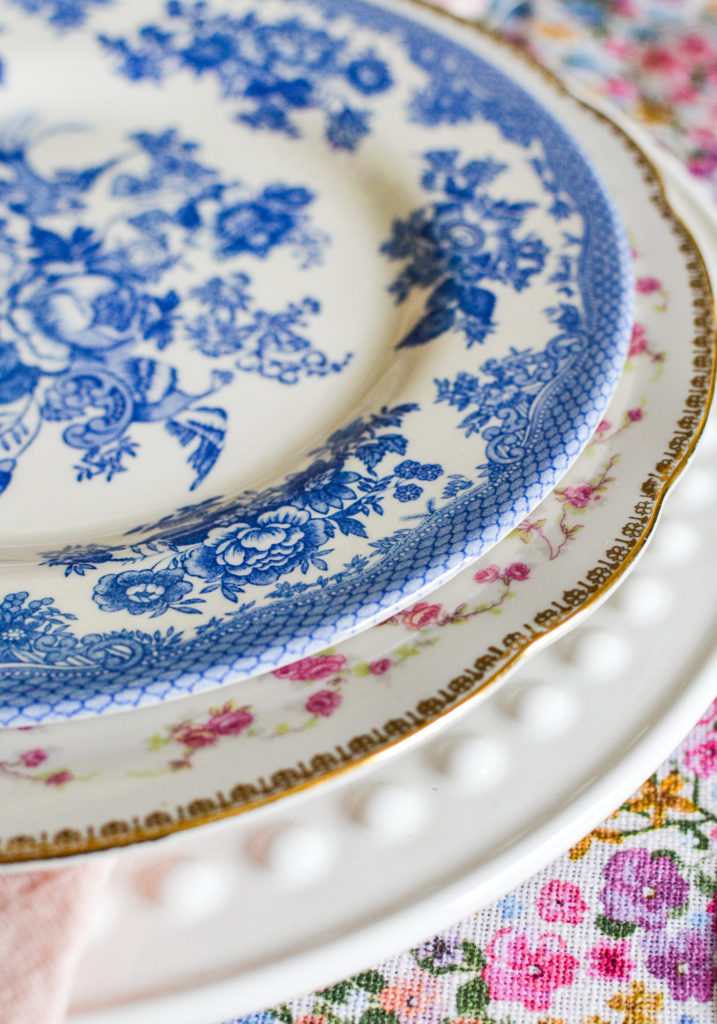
[93,567,199,616]
[0,124,345,493]
[8,0,110,30]
[436,303,588,477]
[98,3,395,150]
[66,402,439,614]
[382,150,553,350]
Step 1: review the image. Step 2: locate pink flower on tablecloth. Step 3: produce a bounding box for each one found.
[560,484,599,509]
[305,690,342,717]
[400,602,443,630]
[44,771,73,786]
[629,322,648,357]
[636,276,662,294]
[378,977,437,1018]
[208,707,253,735]
[587,940,636,981]
[483,927,579,1011]
[20,749,47,768]
[504,562,530,582]
[536,880,589,924]
[683,736,717,778]
[295,1015,328,1024]
[273,654,346,681]
[474,564,501,584]
[369,659,392,675]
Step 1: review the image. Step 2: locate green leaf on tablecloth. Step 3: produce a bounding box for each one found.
[270,1006,293,1024]
[650,848,683,866]
[456,977,490,1014]
[359,1010,398,1024]
[695,870,717,899]
[354,969,388,993]
[669,900,689,919]
[461,940,486,971]
[675,820,710,850]
[317,980,352,1002]
[595,914,638,938]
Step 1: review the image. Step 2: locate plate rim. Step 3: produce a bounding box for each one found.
[0,0,635,708]
[0,9,714,865]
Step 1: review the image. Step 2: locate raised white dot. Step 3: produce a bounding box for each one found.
[247,824,333,882]
[154,858,235,922]
[564,628,631,681]
[504,682,578,737]
[647,518,700,566]
[612,573,671,624]
[430,733,508,790]
[348,782,427,837]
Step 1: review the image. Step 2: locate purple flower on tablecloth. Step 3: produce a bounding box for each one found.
[643,928,716,1002]
[414,929,464,967]
[601,849,689,930]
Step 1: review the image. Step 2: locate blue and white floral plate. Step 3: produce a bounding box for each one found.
[0,0,632,719]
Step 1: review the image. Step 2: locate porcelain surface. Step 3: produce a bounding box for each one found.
[0,0,633,718]
[0,58,711,871]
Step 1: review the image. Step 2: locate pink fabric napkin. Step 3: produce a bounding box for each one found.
[0,858,115,1024]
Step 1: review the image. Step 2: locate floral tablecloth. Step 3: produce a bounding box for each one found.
[223,3,717,1023]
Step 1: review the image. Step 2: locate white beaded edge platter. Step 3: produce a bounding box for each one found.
[68,306,717,1023]
[0,58,713,867]
[0,0,635,719]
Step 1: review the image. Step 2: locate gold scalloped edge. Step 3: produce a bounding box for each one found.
[1,3,715,863]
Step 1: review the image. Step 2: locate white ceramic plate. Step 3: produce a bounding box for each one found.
[65,156,717,1024]
[0,0,633,720]
[0,40,711,873]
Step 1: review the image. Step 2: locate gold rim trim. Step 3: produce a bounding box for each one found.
[1,3,715,864]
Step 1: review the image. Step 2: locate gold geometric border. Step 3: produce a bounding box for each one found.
[1,6,715,863]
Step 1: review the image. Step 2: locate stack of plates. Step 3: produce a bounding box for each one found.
[0,0,713,1013]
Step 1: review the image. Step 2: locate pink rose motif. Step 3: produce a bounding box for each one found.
[627,408,644,422]
[474,564,501,584]
[636,276,662,294]
[45,771,73,786]
[173,724,218,749]
[273,654,346,681]
[684,736,717,778]
[305,690,342,717]
[587,941,635,981]
[536,880,589,924]
[596,419,611,434]
[369,659,392,675]
[209,707,253,736]
[483,928,579,1011]
[504,562,530,582]
[628,323,648,357]
[560,484,598,509]
[20,749,47,768]
[400,602,443,630]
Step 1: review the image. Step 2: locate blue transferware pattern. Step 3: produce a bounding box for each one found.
[0,0,632,722]
[0,124,340,491]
